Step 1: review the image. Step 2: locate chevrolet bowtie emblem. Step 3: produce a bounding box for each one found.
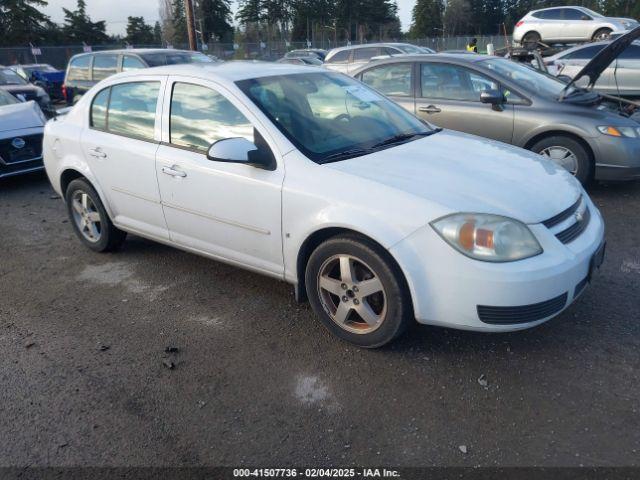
[575,211,583,222]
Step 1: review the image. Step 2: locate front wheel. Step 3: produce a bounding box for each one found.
[592,28,612,42]
[531,135,592,185]
[305,234,412,348]
[65,178,126,252]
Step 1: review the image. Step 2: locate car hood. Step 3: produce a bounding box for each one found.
[326,130,582,224]
[568,25,640,91]
[0,101,45,132]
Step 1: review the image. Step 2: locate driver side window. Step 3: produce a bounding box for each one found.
[420,63,498,102]
[169,82,253,152]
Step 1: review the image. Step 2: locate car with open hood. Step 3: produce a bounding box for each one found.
[43,62,604,347]
[353,30,640,184]
[0,89,46,179]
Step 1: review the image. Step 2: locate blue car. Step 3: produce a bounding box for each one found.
[10,64,65,101]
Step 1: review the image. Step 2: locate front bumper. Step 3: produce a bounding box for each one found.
[592,135,640,181]
[390,196,605,332]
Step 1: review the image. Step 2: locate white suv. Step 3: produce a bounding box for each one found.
[514,6,638,47]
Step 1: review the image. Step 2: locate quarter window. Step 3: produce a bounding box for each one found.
[361,63,412,97]
[169,82,253,152]
[354,48,380,62]
[67,55,91,81]
[92,55,118,81]
[89,82,159,141]
[421,63,498,101]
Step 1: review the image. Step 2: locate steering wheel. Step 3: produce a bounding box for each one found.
[334,113,351,123]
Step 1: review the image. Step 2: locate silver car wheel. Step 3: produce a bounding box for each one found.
[317,254,387,334]
[71,191,102,243]
[540,146,579,175]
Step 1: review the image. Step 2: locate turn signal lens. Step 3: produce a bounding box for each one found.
[431,213,542,262]
[597,125,640,138]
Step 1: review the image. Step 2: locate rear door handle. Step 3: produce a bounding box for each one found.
[88,147,107,158]
[162,166,187,178]
[418,105,441,114]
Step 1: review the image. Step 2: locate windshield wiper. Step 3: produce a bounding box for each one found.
[321,147,372,163]
[370,129,440,149]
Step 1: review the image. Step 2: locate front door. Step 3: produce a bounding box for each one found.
[155,78,284,276]
[80,78,168,240]
[416,62,514,144]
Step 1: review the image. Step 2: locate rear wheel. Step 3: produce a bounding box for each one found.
[592,28,612,42]
[531,135,592,185]
[522,31,541,50]
[305,234,412,348]
[65,178,126,252]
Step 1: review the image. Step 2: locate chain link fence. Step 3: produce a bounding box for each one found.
[0,36,513,69]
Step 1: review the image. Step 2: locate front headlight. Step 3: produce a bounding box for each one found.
[431,213,543,262]
[597,125,640,138]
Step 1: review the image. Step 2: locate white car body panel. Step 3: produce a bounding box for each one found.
[43,62,605,333]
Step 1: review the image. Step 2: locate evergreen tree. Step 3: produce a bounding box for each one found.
[198,0,234,42]
[0,0,56,46]
[171,0,188,45]
[62,0,109,44]
[409,0,444,38]
[153,21,163,44]
[125,16,155,45]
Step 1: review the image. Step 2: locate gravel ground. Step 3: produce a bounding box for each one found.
[0,172,639,467]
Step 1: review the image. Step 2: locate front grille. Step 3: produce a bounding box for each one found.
[555,207,591,244]
[477,292,568,324]
[0,134,43,165]
[542,196,582,228]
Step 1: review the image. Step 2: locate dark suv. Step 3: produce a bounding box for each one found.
[63,49,214,104]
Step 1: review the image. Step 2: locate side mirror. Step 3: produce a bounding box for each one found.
[480,89,505,106]
[207,137,276,170]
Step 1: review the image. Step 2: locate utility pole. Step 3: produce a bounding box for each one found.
[185,0,197,50]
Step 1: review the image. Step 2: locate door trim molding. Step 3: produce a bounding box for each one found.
[161,201,271,235]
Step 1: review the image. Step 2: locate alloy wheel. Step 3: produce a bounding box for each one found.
[316,254,387,334]
[540,146,579,175]
[71,190,102,243]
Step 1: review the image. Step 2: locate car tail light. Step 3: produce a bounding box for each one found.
[515,21,524,27]
[61,84,67,101]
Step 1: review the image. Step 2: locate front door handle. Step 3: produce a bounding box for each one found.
[162,166,187,178]
[88,147,107,158]
[418,105,441,114]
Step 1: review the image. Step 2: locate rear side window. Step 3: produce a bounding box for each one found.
[537,9,563,20]
[92,55,118,81]
[563,8,588,20]
[169,82,253,151]
[361,63,412,97]
[354,48,380,62]
[122,56,146,71]
[89,81,159,141]
[67,55,91,81]
[564,45,606,60]
[327,50,350,64]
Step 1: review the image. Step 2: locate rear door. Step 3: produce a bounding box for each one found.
[540,8,566,40]
[358,62,415,113]
[415,62,514,144]
[80,76,169,240]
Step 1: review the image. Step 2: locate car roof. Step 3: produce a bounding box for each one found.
[352,52,488,69]
[327,42,417,55]
[531,6,588,12]
[69,48,201,59]
[111,61,321,82]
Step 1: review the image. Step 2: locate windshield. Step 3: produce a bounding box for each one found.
[480,58,573,98]
[237,71,434,163]
[0,69,28,85]
[140,51,213,67]
[0,89,18,106]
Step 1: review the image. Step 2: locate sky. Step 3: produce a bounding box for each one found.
[41,0,415,36]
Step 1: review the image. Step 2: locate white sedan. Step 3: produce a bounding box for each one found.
[43,62,605,347]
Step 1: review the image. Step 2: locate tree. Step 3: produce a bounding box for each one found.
[0,0,57,46]
[125,16,155,45]
[443,0,471,37]
[159,0,175,45]
[62,0,109,44]
[198,0,234,43]
[171,0,188,45]
[153,21,163,44]
[409,0,443,38]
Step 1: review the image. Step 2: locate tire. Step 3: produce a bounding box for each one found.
[530,135,592,185]
[65,178,126,252]
[305,234,412,348]
[522,31,541,50]
[592,28,612,42]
